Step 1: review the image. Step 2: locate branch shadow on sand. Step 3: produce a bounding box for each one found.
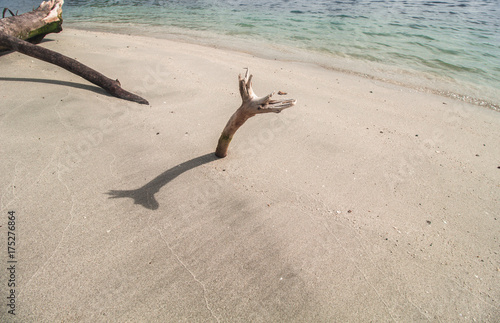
[106,153,219,210]
[0,77,111,96]
[1,39,111,96]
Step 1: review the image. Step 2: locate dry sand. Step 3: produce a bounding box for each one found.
[1,29,499,322]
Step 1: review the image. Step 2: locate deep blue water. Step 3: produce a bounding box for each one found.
[2,0,499,108]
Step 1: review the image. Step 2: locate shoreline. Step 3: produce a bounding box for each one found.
[1,28,499,321]
[64,23,500,112]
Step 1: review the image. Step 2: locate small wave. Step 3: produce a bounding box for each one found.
[390,52,427,63]
[362,31,393,37]
[429,59,485,74]
[408,24,427,30]
[374,42,392,48]
[328,14,355,19]
[225,30,254,36]
[235,23,255,28]
[346,52,383,63]
[423,1,450,6]
[483,52,498,58]
[397,32,435,41]
[436,47,462,55]
[290,35,311,41]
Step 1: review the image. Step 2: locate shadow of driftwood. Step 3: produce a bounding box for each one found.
[0,77,110,96]
[107,153,219,210]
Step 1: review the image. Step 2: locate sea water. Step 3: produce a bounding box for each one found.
[3,0,499,109]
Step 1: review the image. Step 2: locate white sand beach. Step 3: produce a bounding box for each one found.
[1,29,499,321]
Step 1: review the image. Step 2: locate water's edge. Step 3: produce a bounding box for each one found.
[3,0,499,111]
[64,22,500,112]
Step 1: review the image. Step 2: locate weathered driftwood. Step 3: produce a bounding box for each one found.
[215,69,296,158]
[0,0,149,105]
[0,33,150,104]
[0,0,64,49]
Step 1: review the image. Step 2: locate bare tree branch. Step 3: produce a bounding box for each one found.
[0,0,149,105]
[215,68,296,158]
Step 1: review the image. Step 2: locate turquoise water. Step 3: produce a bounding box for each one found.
[3,0,500,109]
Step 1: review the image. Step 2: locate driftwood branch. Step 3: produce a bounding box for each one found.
[215,69,296,158]
[2,8,18,19]
[0,0,149,105]
[0,0,64,48]
[0,33,149,104]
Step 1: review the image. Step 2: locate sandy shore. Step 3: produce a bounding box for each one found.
[1,29,499,322]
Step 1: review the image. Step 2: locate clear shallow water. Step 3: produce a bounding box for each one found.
[3,0,500,109]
